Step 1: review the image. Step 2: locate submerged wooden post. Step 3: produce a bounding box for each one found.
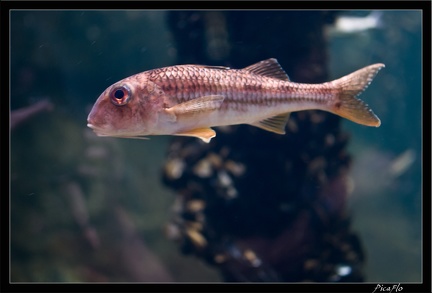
[162,11,365,282]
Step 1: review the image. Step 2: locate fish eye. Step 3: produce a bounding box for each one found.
[110,85,131,106]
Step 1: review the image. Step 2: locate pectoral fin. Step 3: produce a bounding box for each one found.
[165,95,225,119]
[249,113,291,134]
[173,128,216,143]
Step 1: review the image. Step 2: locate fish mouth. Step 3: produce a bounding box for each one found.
[87,123,98,131]
[87,123,147,139]
[87,123,111,136]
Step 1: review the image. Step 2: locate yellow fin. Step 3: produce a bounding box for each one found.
[166,95,225,119]
[249,113,290,134]
[173,128,216,143]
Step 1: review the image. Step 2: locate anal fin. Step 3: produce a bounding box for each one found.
[249,113,291,134]
[173,128,216,143]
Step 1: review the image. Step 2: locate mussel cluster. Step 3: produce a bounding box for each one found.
[162,111,365,282]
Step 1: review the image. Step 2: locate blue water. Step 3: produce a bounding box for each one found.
[328,11,422,282]
[10,10,422,282]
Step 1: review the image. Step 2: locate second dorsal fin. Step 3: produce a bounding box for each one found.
[242,58,290,81]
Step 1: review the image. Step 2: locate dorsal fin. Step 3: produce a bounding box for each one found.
[242,58,290,81]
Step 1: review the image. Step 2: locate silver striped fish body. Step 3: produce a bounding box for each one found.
[149,61,338,126]
[87,59,384,142]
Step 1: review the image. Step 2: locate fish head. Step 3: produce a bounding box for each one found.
[87,74,165,138]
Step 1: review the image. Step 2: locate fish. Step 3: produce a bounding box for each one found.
[87,58,384,143]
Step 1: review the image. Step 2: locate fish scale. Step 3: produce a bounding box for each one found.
[162,71,316,122]
[154,66,333,108]
[87,58,384,143]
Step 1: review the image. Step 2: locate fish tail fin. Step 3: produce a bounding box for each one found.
[330,63,385,127]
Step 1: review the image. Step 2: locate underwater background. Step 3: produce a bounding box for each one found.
[10,10,422,282]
